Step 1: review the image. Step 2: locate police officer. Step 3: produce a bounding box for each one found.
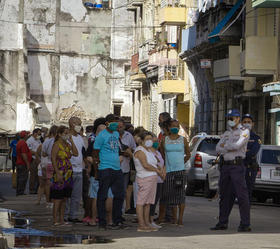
[242,114,261,202]
[211,109,251,232]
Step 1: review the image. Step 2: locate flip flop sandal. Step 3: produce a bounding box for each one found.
[137,227,151,232]
[87,223,97,227]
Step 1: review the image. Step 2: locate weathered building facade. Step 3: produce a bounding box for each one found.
[180,0,280,144]
[0,0,134,133]
[125,0,197,136]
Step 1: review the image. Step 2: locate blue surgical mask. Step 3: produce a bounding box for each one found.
[170,127,179,134]
[108,122,118,131]
[227,120,236,127]
[153,142,159,149]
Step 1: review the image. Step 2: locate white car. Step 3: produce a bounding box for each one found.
[185,133,220,198]
[253,145,280,203]
[205,145,280,204]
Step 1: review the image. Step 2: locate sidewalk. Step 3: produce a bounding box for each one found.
[1,194,280,249]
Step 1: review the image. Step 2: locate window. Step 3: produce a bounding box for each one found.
[113,105,121,117]
[197,138,220,156]
[261,149,280,164]
[189,137,200,152]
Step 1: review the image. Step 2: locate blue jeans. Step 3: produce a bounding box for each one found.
[97,169,124,226]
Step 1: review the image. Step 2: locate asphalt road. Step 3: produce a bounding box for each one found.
[0,173,280,249]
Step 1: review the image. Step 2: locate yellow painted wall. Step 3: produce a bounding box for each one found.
[158,80,186,94]
[177,102,190,128]
[159,7,186,25]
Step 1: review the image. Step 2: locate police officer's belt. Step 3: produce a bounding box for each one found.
[223,157,243,166]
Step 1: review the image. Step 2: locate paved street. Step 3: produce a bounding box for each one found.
[0,173,280,249]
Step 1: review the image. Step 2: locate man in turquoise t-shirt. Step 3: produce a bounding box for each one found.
[93,114,125,230]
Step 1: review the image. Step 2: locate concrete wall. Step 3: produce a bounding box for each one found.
[0,0,135,132]
[111,0,134,118]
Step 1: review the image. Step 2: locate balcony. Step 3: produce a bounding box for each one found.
[130,73,146,81]
[158,80,185,94]
[213,46,242,82]
[252,0,280,8]
[159,7,186,25]
[240,36,277,76]
[157,65,185,94]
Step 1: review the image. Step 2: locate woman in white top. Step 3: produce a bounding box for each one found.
[133,131,164,232]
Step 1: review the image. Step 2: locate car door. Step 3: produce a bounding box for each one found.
[259,146,280,183]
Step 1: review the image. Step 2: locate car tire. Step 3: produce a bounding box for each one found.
[256,193,268,203]
[204,177,216,198]
[185,181,195,196]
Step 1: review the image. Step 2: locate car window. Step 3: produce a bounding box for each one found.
[197,138,220,156]
[261,149,280,164]
[189,137,200,152]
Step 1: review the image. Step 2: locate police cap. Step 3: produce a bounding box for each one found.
[226,109,240,117]
[242,113,253,122]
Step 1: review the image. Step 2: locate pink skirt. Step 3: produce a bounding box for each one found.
[136,175,158,205]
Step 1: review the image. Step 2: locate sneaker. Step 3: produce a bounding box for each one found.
[82,216,91,223]
[151,222,162,229]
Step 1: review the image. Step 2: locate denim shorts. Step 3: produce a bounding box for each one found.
[88,177,113,199]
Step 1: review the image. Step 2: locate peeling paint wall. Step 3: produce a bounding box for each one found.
[0,0,135,132]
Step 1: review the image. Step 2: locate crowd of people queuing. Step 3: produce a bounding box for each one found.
[9,112,191,232]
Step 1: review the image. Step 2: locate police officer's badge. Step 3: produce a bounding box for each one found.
[258,139,262,144]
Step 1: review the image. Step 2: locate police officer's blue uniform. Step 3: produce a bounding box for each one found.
[243,114,261,202]
[211,109,251,232]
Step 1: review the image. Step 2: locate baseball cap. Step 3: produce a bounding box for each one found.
[19,130,30,138]
[242,113,253,121]
[226,109,241,117]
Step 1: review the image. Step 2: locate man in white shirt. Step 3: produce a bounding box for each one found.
[65,117,85,223]
[26,128,42,194]
[118,120,136,211]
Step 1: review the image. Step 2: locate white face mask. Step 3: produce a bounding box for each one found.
[74,125,82,133]
[227,120,236,127]
[144,140,153,148]
[61,135,70,141]
[36,135,41,140]
[243,123,252,130]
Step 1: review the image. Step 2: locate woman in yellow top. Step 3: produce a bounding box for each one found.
[51,126,78,226]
